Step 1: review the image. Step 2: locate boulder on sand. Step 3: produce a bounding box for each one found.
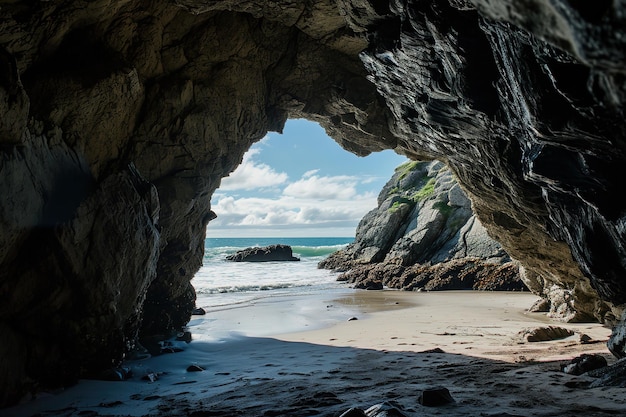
[225,244,300,262]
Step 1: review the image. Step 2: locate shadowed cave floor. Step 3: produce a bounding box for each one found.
[5,336,625,417]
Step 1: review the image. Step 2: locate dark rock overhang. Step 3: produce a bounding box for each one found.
[1,0,625,406]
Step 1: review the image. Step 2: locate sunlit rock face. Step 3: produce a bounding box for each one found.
[0,0,625,405]
[319,160,526,292]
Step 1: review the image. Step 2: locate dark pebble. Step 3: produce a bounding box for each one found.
[192,307,206,315]
[562,354,608,375]
[418,386,455,406]
[141,372,159,382]
[176,330,192,343]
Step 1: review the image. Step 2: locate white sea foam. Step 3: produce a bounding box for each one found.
[193,237,351,311]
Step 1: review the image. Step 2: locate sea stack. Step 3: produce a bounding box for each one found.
[226,244,300,262]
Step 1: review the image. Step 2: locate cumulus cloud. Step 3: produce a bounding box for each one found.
[209,150,381,234]
[283,174,360,200]
[211,195,373,227]
[219,148,288,191]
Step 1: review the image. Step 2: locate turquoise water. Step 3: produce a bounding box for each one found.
[204,237,353,259]
[194,237,353,310]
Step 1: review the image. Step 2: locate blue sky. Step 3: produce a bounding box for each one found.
[207,119,408,237]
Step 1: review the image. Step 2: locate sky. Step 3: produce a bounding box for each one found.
[207,119,408,237]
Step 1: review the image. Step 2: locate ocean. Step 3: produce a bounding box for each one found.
[193,237,354,313]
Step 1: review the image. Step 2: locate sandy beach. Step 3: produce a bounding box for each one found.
[278,290,613,363]
[3,290,625,417]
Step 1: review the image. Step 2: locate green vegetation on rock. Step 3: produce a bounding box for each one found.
[387,186,400,195]
[388,197,414,213]
[396,160,421,180]
[386,166,437,213]
[412,178,436,201]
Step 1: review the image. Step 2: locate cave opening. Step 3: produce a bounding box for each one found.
[207,118,408,239]
[188,118,407,340]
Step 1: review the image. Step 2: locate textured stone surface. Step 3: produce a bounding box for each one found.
[321,161,510,268]
[353,1,626,325]
[320,160,525,291]
[225,244,300,262]
[608,310,626,359]
[1,0,626,404]
[0,153,159,405]
[589,358,626,388]
[338,259,525,292]
[517,326,575,343]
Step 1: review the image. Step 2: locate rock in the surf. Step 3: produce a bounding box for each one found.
[225,244,300,262]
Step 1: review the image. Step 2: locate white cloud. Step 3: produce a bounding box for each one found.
[206,226,357,238]
[219,148,288,191]
[210,190,376,229]
[302,169,319,178]
[283,174,360,200]
[210,160,380,235]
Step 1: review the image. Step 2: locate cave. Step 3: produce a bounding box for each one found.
[1,0,625,409]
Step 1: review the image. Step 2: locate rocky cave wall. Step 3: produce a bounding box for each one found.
[354,0,626,323]
[1,0,625,406]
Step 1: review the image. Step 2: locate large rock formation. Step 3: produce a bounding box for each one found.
[320,160,526,293]
[321,160,511,267]
[1,0,625,406]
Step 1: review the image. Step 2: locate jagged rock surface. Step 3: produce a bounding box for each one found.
[338,259,524,291]
[354,1,626,326]
[225,244,300,262]
[320,160,526,292]
[1,0,626,405]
